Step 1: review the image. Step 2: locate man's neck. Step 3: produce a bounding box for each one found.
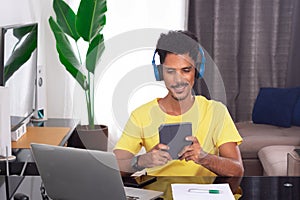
[158,94,195,116]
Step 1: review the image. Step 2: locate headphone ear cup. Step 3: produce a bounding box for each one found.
[198,63,205,78]
[153,63,161,81]
[152,51,163,81]
[197,47,206,78]
[158,65,163,81]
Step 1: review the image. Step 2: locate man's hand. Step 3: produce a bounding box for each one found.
[178,136,208,164]
[177,136,244,177]
[138,143,172,168]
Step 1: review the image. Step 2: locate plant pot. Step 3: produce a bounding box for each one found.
[68,124,108,151]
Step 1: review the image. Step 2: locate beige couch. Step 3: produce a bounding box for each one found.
[236,121,300,176]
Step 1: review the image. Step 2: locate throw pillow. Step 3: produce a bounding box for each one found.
[292,93,300,126]
[252,87,299,128]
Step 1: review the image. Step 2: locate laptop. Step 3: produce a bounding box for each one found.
[30,143,163,200]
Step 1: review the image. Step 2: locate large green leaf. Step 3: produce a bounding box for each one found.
[76,0,107,42]
[4,26,37,84]
[11,24,37,52]
[86,33,105,74]
[49,17,87,90]
[53,0,80,41]
[13,24,37,40]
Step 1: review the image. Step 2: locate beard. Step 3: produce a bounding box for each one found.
[171,92,190,101]
[170,82,191,101]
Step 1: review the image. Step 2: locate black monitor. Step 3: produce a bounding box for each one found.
[0,23,38,131]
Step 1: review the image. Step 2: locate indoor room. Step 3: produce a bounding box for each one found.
[0,0,299,199]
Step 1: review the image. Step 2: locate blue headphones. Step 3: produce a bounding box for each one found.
[152,47,206,81]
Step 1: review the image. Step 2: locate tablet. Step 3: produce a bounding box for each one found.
[159,122,192,159]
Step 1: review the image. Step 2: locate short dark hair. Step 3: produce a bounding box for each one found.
[155,30,200,65]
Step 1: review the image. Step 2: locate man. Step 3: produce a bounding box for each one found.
[113,30,244,177]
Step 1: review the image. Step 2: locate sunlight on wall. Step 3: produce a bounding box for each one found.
[80,0,186,150]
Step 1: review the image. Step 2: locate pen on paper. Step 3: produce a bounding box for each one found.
[188,188,221,194]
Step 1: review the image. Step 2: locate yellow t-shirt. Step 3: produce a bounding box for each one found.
[114,96,242,176]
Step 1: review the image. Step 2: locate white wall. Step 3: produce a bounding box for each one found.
[44,0,187,122]
[0,0,38,25]
[0,0,187,150]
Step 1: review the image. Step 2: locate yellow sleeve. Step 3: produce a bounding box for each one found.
[114,112,143,154]
[215,105,243,148]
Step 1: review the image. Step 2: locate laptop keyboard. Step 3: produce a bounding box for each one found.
[124,186,163,200]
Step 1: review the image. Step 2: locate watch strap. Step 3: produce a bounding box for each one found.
[131,155,144,171]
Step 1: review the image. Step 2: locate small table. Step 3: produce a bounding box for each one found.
[11,127,71,149]
[288,148,300,176]
[0,118,79,176]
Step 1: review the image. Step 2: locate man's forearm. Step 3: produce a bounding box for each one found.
[198,154,244,176]
[114,150,138,174]
[116,157,135,174]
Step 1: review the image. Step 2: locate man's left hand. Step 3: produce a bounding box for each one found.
[178,136,208,164]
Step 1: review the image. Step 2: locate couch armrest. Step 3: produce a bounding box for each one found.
[287,149,300,176]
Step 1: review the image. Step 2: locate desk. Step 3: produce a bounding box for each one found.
[0,118,79,176]
[239,176,300,200]
[144,176,300,200]
[11,127,71,149]
[27,118,79,146]
[2,176,299,200]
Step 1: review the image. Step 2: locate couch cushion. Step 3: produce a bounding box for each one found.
[252,87,299,128]
[236,122,300,159]
[258,145,296,176]
[292,97,300,126]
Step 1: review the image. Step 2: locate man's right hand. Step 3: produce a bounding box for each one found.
[138,144,172,168]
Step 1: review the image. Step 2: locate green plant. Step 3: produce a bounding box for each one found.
[4,24,37,84]
[49,0,107,129]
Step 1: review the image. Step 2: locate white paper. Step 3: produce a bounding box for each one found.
[131,169,147,177]
[171,183,235,200]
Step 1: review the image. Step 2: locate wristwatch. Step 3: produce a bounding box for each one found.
[131,155,144,171]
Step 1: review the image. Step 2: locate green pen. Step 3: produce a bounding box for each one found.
[188,188,220,194]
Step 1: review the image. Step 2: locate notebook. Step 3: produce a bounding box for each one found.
[30,143,163,200]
